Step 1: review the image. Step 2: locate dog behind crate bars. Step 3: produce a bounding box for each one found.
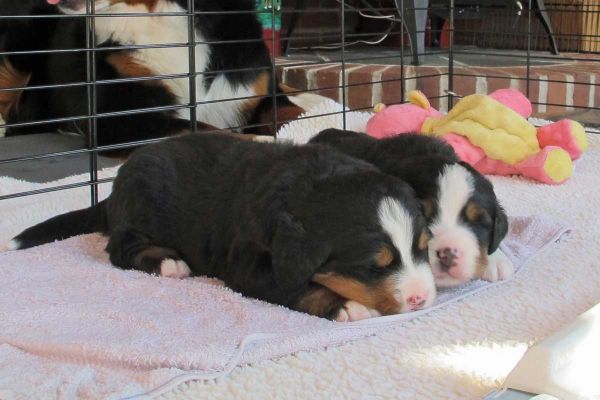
[0,0,303,145]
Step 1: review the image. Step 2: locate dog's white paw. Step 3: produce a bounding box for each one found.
[335,300,380,322]
[0,240,19,253]
[482,249,514,282]
[253,135,275,143]
[160,259,191,279]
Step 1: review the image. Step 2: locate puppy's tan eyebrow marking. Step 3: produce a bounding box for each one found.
[374,245,394,268]
[418,229,430,251]
[465,201,484,222]
[421,198,435,218]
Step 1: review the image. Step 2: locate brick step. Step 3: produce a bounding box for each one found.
[276,59,600,116]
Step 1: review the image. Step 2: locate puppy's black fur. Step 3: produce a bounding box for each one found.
[11,134,431,319]
[310,129,508,259]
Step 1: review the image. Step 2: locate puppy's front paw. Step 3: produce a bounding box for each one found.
[0,240,19,253]
[482,250,514,282]
[335,300,380,322]
[160,259,191,279]
[253,135,275,143]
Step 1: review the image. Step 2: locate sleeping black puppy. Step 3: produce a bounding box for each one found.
[5,134,436,321]
[310,129,513,288]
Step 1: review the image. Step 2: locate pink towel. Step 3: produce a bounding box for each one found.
[0,215,569,399]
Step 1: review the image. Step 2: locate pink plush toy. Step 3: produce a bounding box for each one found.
[366,89,588,184]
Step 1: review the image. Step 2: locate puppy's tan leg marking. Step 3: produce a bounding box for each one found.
[295,284,379,321]
[0,59,31,121]
[295,284,348,320]
[313,273,402,316]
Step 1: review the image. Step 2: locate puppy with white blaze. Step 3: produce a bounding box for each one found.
[310,129,514,288]
[5,134,436,321]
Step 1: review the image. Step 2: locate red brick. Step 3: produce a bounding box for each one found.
[595,77,600,109]
[475,67,515,95]
[526,70,543,116]
[347,65,387,111]
[313,65,341,102]
[549,65,594,110]
[449,66,477,98]
[380,66,403,106]
[545,71,568,115]
[512,76,527,94]
[282,66,309,91]
[572,74,593,109]
[415,66,443,109]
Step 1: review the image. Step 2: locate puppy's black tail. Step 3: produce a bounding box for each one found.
[7,200,108,250]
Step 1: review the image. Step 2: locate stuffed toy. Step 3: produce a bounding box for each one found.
[366,89,589,184]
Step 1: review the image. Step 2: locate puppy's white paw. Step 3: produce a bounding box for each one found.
[482,250,514,282]
[160,259,191,279]
[253,135,275,143]
[0,240,19,253]
[335,300,380,322]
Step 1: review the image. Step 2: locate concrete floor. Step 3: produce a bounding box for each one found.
[282,46,571,67]
[0,133,120,183]
[539,109,600,129]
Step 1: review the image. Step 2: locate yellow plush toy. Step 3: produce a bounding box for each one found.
[366,89,588,184]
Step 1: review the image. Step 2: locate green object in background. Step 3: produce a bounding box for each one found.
[256,0,281,30]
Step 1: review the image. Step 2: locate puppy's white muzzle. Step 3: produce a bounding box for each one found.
[394,263,437,312]
[429,224,481,287]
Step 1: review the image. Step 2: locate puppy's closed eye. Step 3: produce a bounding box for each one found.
[465,201,492,226]
[374,245,394,268]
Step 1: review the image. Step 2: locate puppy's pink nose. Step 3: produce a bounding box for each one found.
[436,247,461,270]
[407,293,428,310]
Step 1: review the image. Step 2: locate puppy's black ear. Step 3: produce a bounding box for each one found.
[310,128,371,146]
[271,212,329,294]
[489,203,509,254]
[309,128,351,144]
